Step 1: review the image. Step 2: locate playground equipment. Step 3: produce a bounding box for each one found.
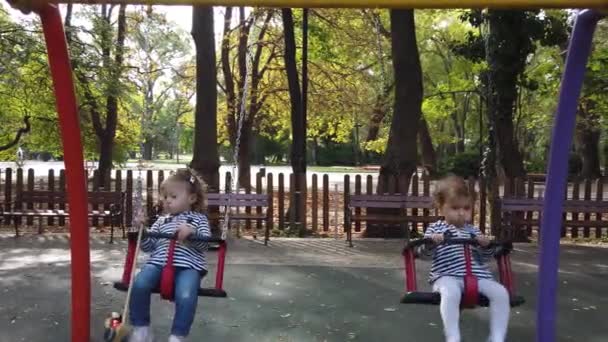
[113,230,228,299]
[4,0,605,341]
[400,233,525,308]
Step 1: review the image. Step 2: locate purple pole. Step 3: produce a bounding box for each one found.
[537,10,603,342]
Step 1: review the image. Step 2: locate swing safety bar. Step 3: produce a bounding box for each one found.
[144,231,225,243]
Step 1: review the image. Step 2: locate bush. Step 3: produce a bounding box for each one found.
[314,142,356,166]
[524,158,546,173]
[438,151,481,178]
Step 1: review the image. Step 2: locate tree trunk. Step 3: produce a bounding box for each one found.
[365,83,393,143]
[238,11,274,189]
[378,9,422,192]
[575,100,601,179]
[366,9,422,239]
[282,8,307,233]
[97,5,126,185]
[221,7,237,147]
[142,141,153,160]
[191,6,220,192]
[282,8,306,175]
[418,117,437,175]
[237,119,253,188]
[486,11,526,178]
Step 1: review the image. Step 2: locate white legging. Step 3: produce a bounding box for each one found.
[432,276,510,342]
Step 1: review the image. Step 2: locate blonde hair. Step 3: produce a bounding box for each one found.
[433,175,476,208]
[159,168,207,213]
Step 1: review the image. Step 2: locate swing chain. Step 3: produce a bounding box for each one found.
[131,160,145,232]
[373,10,387,95]
[223,9,258,241]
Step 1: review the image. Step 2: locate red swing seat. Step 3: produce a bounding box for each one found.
[113,231,228,299]
[400,237,525,308]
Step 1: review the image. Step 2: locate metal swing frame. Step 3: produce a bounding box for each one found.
[6,0,603,340]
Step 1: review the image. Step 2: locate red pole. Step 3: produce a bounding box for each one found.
[122,233,137,284]
[216,241,227,289]
[403,250,417,292]
[38,5,90,341]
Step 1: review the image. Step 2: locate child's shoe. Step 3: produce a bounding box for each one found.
[131,326,153,342]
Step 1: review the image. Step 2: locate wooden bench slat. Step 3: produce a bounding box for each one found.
[350,214,442,222]
[350,194,433,202]
[349,202,408,209]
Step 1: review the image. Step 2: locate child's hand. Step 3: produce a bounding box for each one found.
[430,233,444,244]
[132,209,146,227]
[476,235,491,247]
[176,223,196,242]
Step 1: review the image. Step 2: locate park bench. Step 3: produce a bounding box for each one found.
[149,192,273,245]
[0,190,125,242]
[497,197,608,241]
[344,194,442,247]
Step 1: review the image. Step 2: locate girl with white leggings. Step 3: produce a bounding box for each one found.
[425,176,510,342]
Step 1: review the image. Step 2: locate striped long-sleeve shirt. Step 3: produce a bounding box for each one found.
[424,220,495,283]
[140,211,211,272]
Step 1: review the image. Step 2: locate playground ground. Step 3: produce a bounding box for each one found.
[0,234,607,342]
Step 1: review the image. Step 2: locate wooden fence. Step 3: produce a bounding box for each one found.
[502,176,608,238]
[1,167,606,238]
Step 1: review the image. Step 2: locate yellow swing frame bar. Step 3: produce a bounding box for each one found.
[17,0,608,8]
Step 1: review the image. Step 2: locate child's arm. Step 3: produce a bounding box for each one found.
[190,214,212,251]
[424,221,448,244]
[471,226,496,261]
[140,218,161,253]
[424,221,440,238]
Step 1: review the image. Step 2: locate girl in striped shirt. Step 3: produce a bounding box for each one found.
[425,175,510,342]
[130,169,211,342]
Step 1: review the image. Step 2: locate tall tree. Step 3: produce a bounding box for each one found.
[282,8,306,175]
[378,9,423,191]
[65,4,127,183]
[574,22,607,179]
[455,10,568,178]
[485,11,527,178]
[190,6,220,191]
[281,8,307,232]
[128,9,191,160]
[221,8,276,188]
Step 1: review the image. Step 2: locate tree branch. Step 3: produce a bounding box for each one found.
[0,116,30,151]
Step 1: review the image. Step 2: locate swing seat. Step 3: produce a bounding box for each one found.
[400,291,525,307]
[401,236,525,309]
[112,282,228,298]
[115,232,229,300]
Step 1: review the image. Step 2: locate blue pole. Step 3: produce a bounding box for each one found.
[536,9,603,342]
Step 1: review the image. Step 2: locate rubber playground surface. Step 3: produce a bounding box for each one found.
[0,234,607,341]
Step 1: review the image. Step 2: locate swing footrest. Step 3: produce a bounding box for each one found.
[113,282,228,298]
[400,291,525,307]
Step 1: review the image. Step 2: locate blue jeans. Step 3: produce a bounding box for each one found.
[129,264,202,336]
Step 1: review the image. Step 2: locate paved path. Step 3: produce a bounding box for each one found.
[0,235,607,341]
